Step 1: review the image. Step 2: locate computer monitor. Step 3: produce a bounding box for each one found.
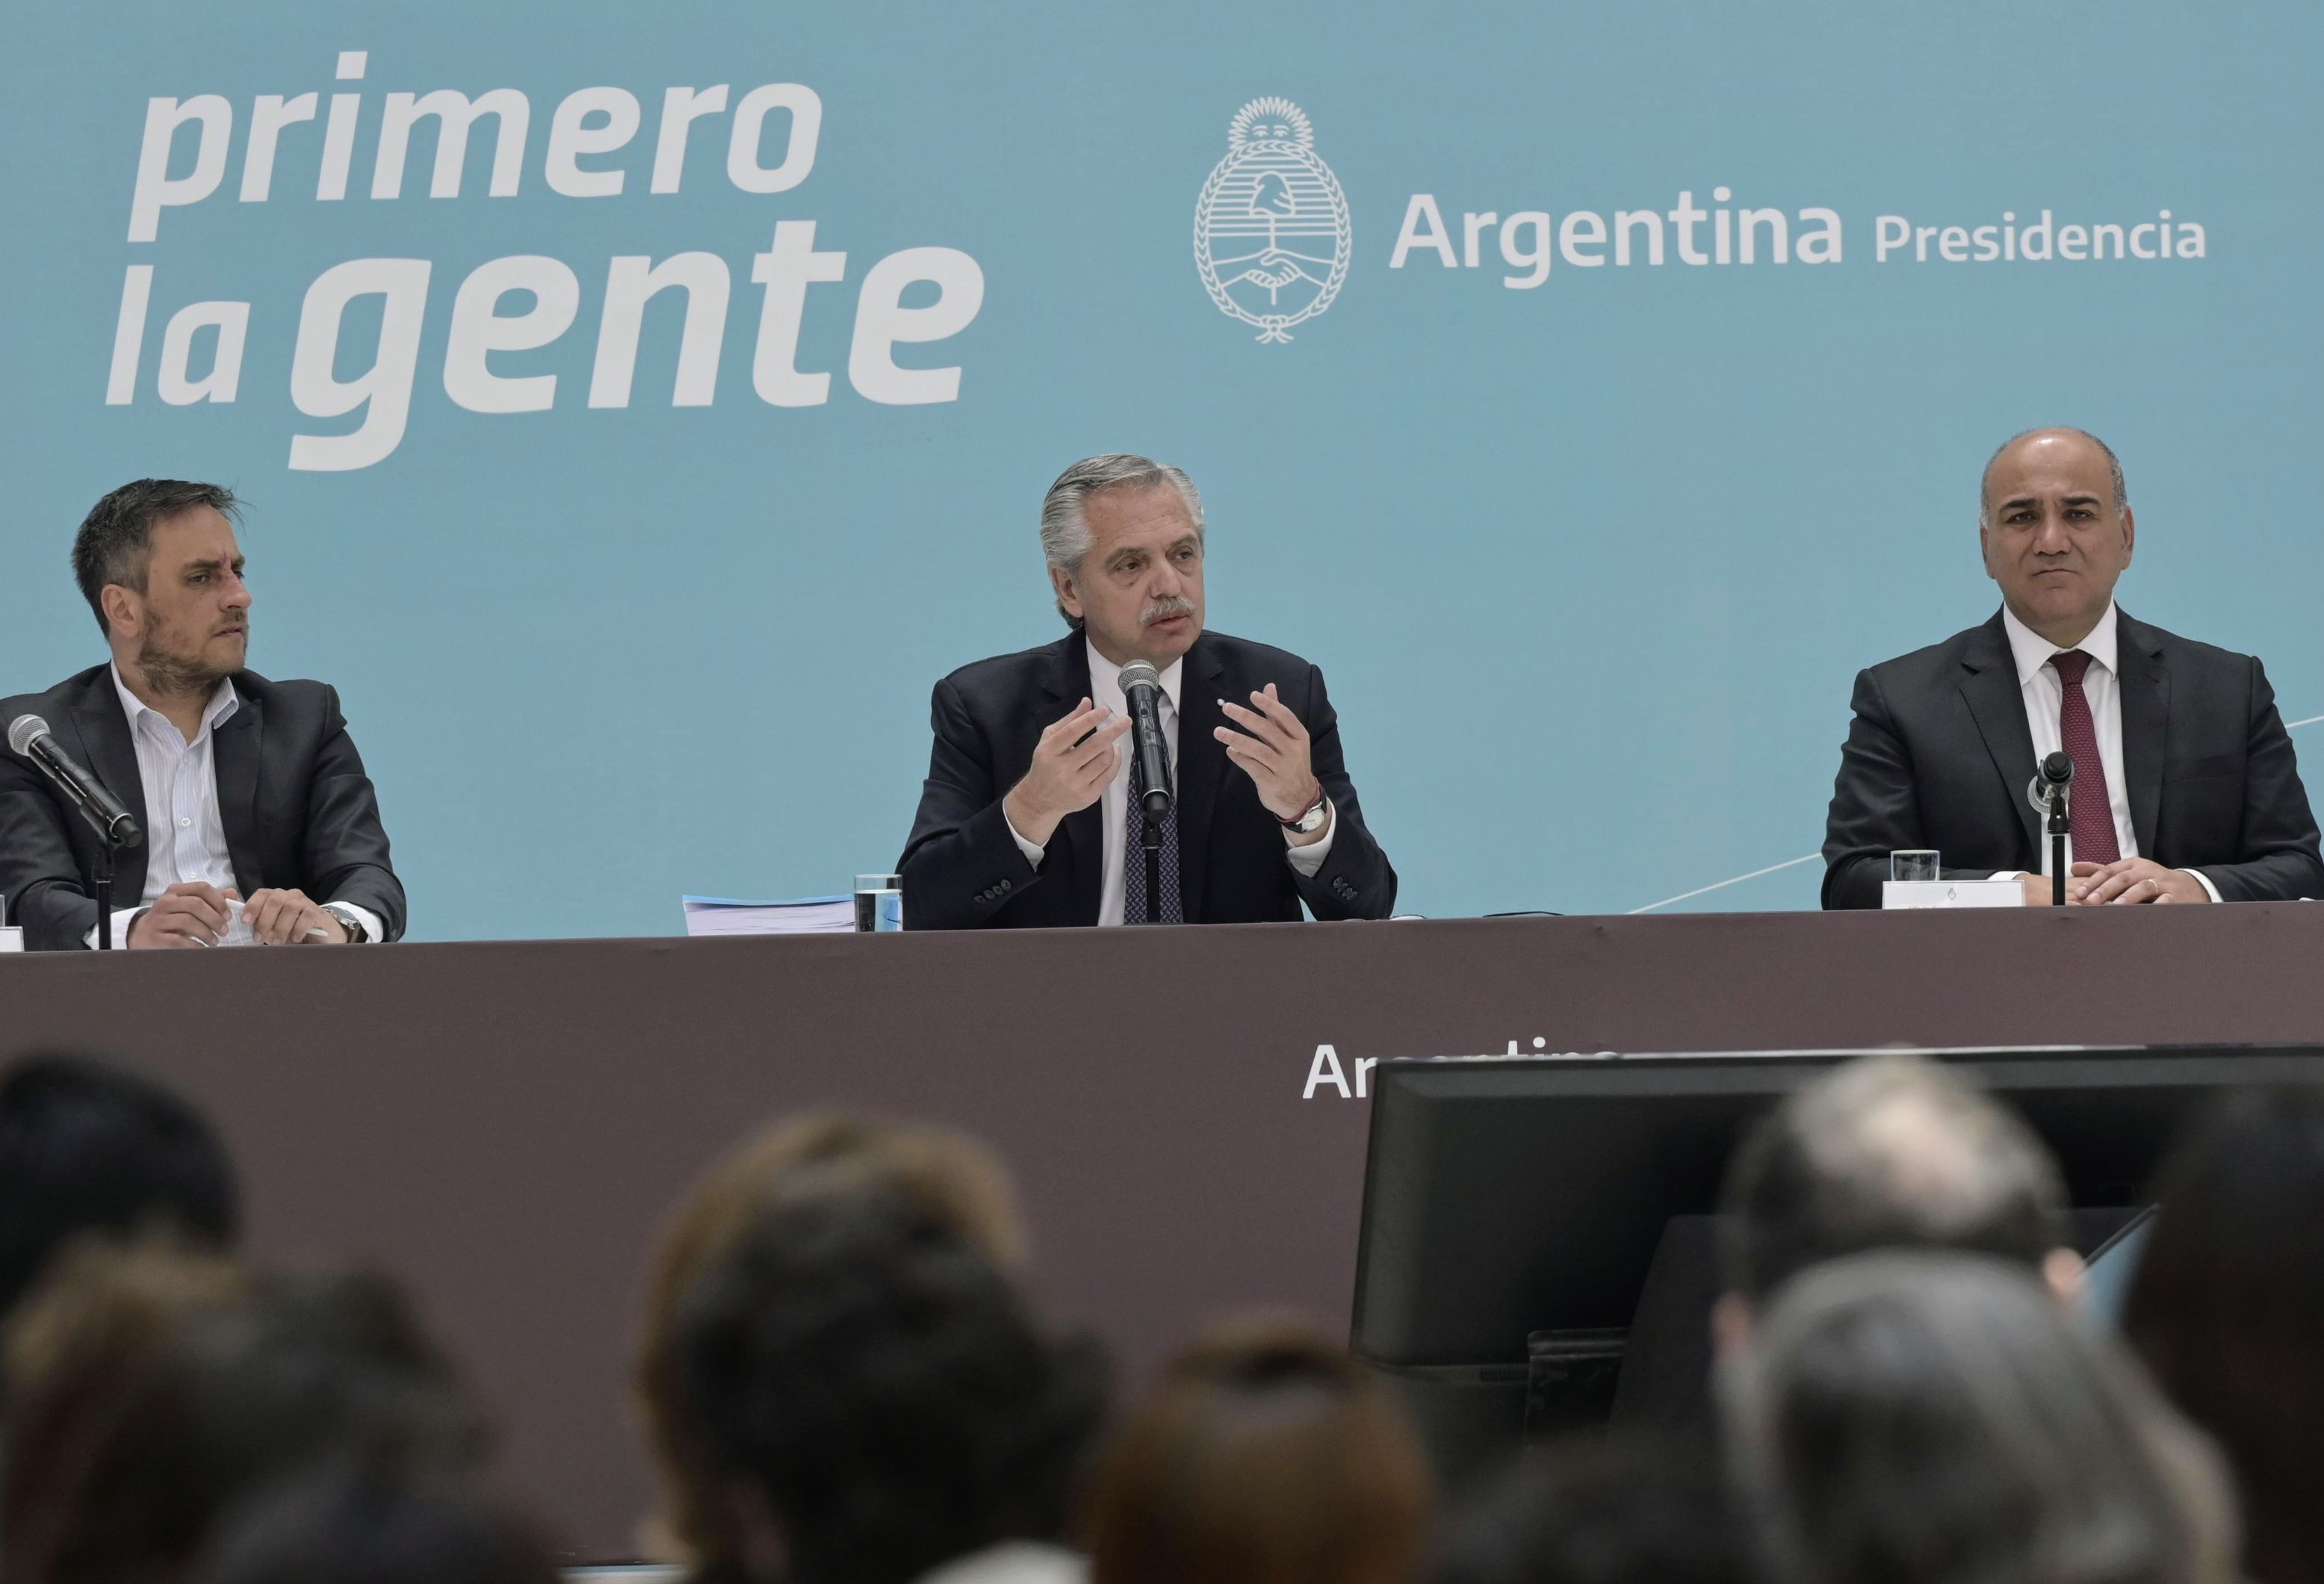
[1349,1045,2324,1487]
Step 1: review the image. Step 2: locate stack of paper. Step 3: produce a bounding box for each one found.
[682,895,855,936]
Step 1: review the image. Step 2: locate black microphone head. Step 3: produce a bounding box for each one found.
[2042,751,2075,784]
[1118,659,1162,697]
[7,715,49,757]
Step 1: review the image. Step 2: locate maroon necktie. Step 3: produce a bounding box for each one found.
[2048,650,2121,866]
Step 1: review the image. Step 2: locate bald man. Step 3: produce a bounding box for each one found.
[1822,429,2322,909]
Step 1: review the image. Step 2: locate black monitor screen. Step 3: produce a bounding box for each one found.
[1348,1044,2324,1481]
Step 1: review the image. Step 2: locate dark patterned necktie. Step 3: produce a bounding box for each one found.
[1121,730,1184,925]
[2049,649,2121,866]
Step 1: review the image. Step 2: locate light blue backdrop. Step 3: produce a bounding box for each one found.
[5,0,2317,940]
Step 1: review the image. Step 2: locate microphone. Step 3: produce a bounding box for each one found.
[7,715,141,849]
[2025,750,2075,815]
[1118,662,1174,821]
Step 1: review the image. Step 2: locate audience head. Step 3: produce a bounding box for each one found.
[2125,1084,2324,1584]
[1726,1251,2234,1584]
[1430,1433,1753,1584]
[636,1112,1029,1567]
[1717,1055,2073,1344]
[1085,1314,1431,1584]
[0,1052,239,1326]
[198,1468,558,1584]
[677,1181,1104,1584]
[3,1247,486,1584]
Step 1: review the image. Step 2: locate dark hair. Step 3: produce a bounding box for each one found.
[2125,1085,2324,1584]
[1431,1433,1756,1584]
[0,1052,239,1324]
[199,1468,558,1584]
[1719,1055,2066,1300]
[71,479,239,635]
[2,1261,488,1584]
[1728,1252,2234,1584]
[636,1113,1029,1573]
[678,1184,1106,1584]
[1086,1315,1431,1584]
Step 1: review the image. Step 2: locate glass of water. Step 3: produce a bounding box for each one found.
[1889,850,1941,883]
[854,873,904,932]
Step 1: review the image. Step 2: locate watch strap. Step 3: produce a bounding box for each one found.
[1277,781,1327,829]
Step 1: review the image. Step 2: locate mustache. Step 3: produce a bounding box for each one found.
[1141,596,1196,626]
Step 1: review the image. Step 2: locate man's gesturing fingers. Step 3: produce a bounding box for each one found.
[1043,698,1101,748]
[1250,684,1310,742]
[1068,730,1129,798]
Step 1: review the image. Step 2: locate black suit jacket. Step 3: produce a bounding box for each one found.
[899,631,1395,928]
[1822,611,2323,909]
[0,665,406,950]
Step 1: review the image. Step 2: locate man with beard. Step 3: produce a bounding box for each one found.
[0,479,403,949]
[899,453,1395,928]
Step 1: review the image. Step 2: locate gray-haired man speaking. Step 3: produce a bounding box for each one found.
[898,454,1395,928]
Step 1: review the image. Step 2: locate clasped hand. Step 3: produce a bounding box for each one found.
[126,881,350,947]
[2020,858,2211,907]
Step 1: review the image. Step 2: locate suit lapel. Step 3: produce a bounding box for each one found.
[66,671,149,902]
[1172,639,1230,925]
[1957,614,2041,860]
[2116,612,2168,856]
[211,690,266,895]
[1035,638,1103,925]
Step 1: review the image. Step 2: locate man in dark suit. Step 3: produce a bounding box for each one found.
[900,453,1394,928]
[1823,429,2321,909]
[0,479,404,950]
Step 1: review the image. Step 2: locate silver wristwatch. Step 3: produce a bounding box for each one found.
[1281,786,1330,835]
[320,904,368,944]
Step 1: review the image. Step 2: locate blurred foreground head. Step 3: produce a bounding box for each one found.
[636,1113,1029,1567]
[2,1244,487,1584]
[0,1052,238,1326]
[1719,1054,2073,1323]
[198,1467,559,1584]
[677,1181,1103,1584]
[1430,1432,1755,1584]
[2125,1084,2324,1584]
[1726,1252,2235,1584]
[1085,1315,1431,1584]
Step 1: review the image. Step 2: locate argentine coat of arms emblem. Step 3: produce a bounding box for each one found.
[1193,98,1351,343]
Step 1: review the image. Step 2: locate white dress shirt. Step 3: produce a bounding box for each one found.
[1006,638,1336,926]
[90,665,386,946]
[1995,604,2219,901]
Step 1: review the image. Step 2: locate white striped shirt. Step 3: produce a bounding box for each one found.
[90,665,385,946]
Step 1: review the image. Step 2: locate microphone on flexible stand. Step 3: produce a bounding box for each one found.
[2027,751,2075,906]
[8,715,143,949]
[1118,662,1173,924]
[1118,662,1174,825]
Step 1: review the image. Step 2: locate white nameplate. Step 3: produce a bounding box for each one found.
[0,927,22,953]
[1883,879,2025,910]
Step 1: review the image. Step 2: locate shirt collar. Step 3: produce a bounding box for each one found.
[1085,638,1183,716]
[2001,601,2119,688]
[111,662,240,743]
